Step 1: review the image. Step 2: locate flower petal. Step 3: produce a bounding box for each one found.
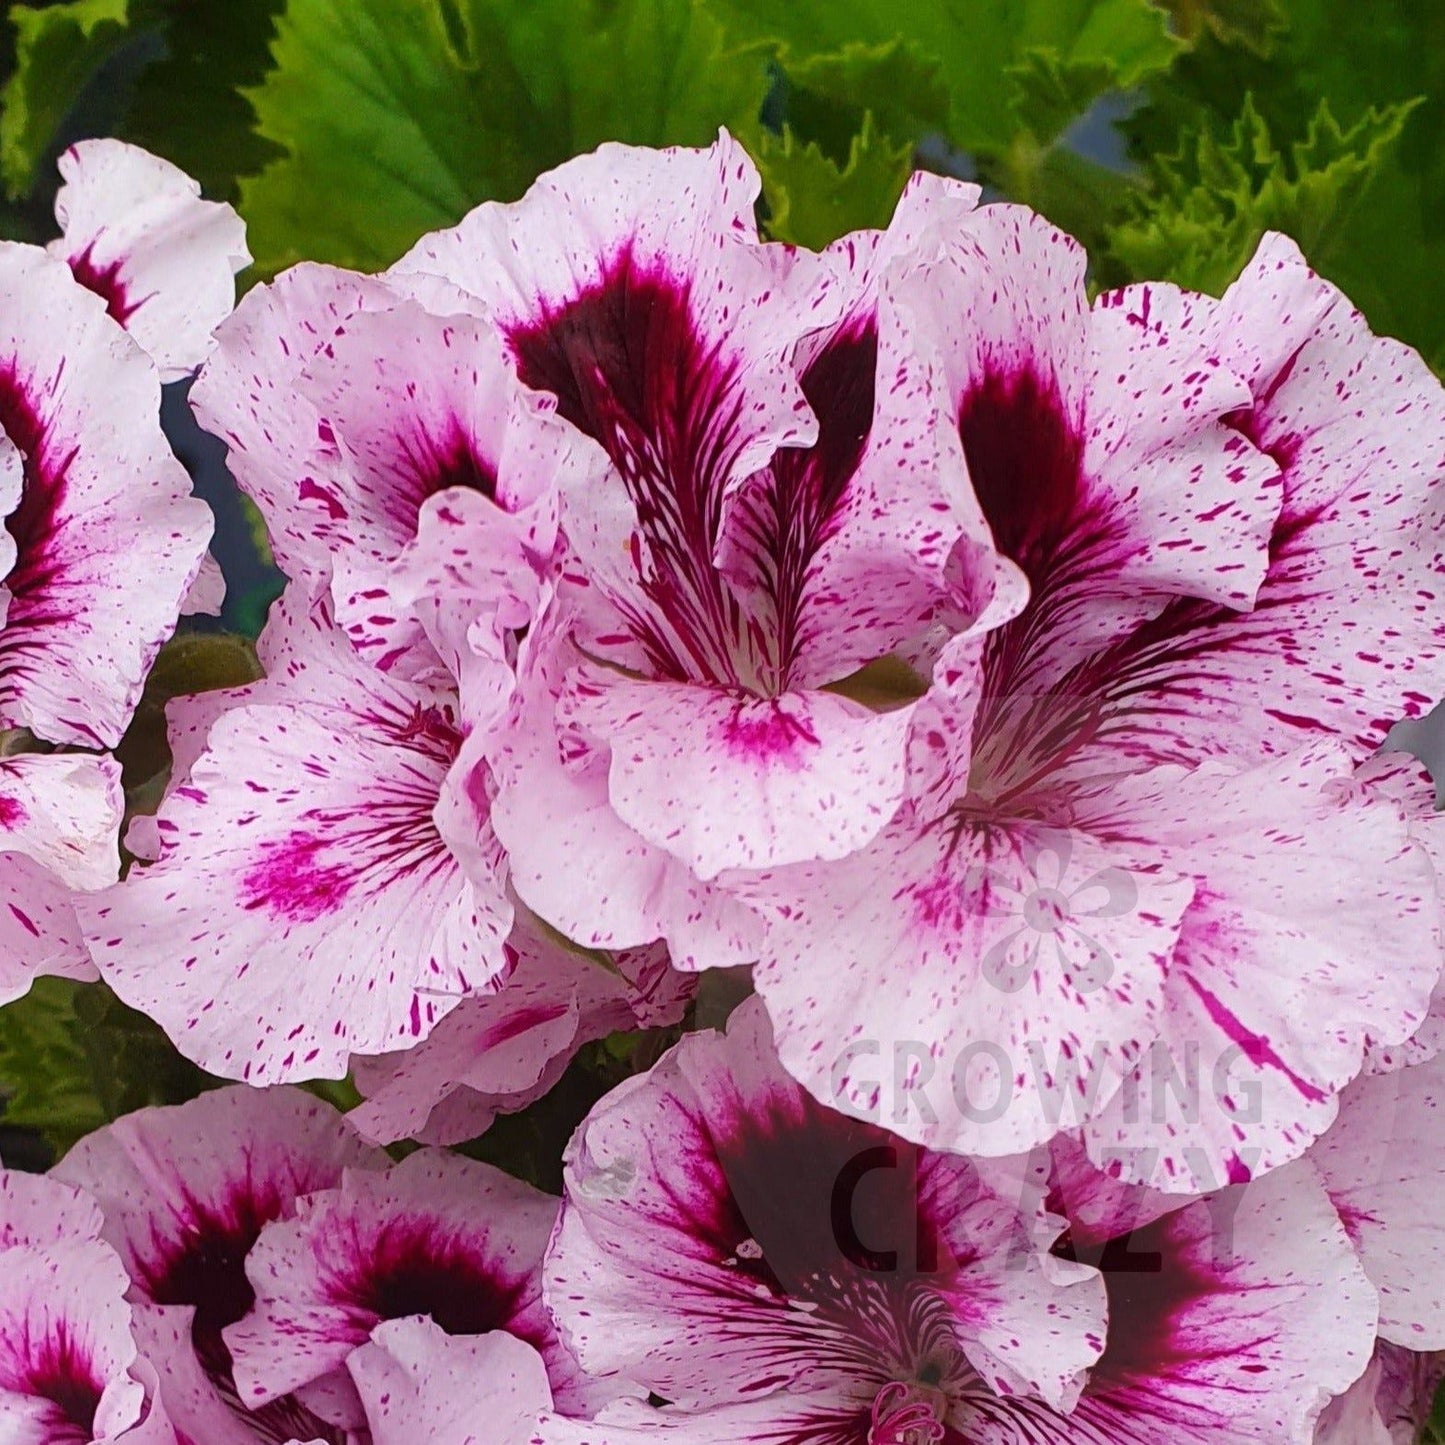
[51,139,249,381]
[0,244,212,746]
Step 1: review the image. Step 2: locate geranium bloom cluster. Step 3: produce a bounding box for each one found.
[2,129,1444,1442]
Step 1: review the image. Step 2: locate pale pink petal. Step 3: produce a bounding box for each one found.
[0,752,120,1001]
[743,809,1193,1158]
[570,674,910,877]
[53,1085,384,1445]
[349,920,690,1147]
[0,1170,104,1251]
[287,295,575,681]
[228,1149,598,1427]
[548,997,1106,1418]
[1311,1051,1445,1346]
[491,623,762,972]
[1081,742,1440,1191]
[1316,1344,1445,1444]
[189,263,401,591]
[51,139,249,381]
[80,594,512,1082]
[0,243,212,746]
[347,1319,554,1445]
[183,553,225,617]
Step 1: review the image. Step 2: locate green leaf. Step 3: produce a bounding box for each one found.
[0,979,108,1153]
[240,0,770,276]
[1,0,140,198]
[752,114,913,250]
[123,0,287,198]
[0,978,213,1157]
[1109,97,1415,297]
[70,983,215,1123]
[703,0,1181,157]
[1123,0,1445,367]
[1156,0,1286,54]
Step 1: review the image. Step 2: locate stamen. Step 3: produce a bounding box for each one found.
[867,1380,947,1445]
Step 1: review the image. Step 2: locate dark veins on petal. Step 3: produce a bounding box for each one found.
[728,316,879,692]
[330,1216,536,1342]
[139,1180,346,1445]
[66,242,141,326]
[506,247,879,695]
[0,1320,104,1445]
[1055,1211,1248,1430]
[507,246,749,687]
[0,361,83,727]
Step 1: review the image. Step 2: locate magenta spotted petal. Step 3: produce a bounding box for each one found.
[192,264,578,689]
[397,137,973,896]
[0,1171,173,1444]
[349,920,692,1147]
[52,1085,384,1445]
[50,140,249,382]
[547,997,1107,1428]
[0,244,212,747]
[1310,1049,1445,1349]
[0,752,120,1003]
[79,590,513,1082]
[227,1149,603,1428]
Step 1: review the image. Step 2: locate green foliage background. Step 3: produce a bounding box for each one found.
[0,4,1442,1426]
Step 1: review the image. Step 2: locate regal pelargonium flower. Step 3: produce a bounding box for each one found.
[50,139,250,382]
[348,918,693,1146]
[191,258,583,688]
[52,1084,384,1445]
[226,1149,611,1427]
[0,243,212,747]
[742,212,1445,1186]
[956,1137,1378,1444]
[0,1171,173,1443]
[546,997,1108,1436]
[79,588,515,1082]
[391,135,983,964]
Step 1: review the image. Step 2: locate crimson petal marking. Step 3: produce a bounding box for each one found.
[226,1150,594,1426]
[547,998,1105,1417]
[51,1086,384,1445]
[51,139,250,381]
[508,248,761,688]
[0,245,210,746]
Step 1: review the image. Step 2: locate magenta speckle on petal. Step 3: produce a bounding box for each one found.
[241,831,355,923]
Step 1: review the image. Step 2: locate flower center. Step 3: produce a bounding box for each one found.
[867,1380,947,1445]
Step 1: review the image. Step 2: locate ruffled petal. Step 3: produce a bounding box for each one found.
[51,139,249,382]
[0,244,212,746]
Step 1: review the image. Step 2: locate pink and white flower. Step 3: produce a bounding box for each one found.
[0,242,212,747]
[0,1170,173,1443]
[740,213,1445,1184]
[50,140,250,382]
[52,1084,384,1445]
[546,997,1108,1436]
[226,1148,605,1427]
[392,135,981,962]
[80,589,514,1082]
